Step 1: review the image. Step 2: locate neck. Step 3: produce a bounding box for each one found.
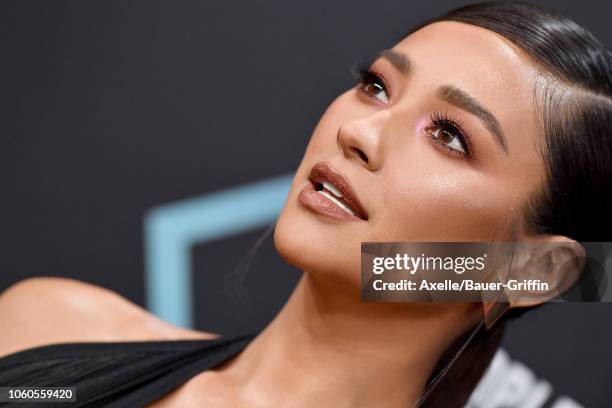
[217,272,475,408]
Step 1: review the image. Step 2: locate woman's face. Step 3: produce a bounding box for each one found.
[274,21,546,286]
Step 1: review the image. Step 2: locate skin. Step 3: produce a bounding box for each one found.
[0,21,575,407]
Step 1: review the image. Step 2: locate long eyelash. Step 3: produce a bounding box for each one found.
[349,59,389,100]
[348,63,472,158]
[429,109,473,158]
[349,59,373,83]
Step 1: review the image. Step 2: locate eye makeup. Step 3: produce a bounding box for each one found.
[426,109,474,158]
[349,59,475,160]
[350,59,392,104]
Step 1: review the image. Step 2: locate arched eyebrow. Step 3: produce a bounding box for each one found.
[437,85,508,153]
[377,48,509,154]
[377,49,412,76]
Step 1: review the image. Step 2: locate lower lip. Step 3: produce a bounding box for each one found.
[298,182,363,222]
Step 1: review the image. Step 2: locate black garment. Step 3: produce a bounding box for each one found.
[0,332,257,407]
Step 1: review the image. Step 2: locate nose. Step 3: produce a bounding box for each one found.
[336,109,390,171]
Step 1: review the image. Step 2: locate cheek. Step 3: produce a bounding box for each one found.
[372,164,519,241]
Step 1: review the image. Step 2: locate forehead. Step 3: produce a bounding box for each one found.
[393,21,542,157]
[396,21,539,99]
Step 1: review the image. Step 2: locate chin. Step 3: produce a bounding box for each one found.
[274,194,365,291]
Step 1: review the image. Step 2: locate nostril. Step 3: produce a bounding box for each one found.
[350,147,369,163]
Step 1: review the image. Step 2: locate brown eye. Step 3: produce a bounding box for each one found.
[354,69,389,104]
[427,123,468,155]
[438,128,454,144]
[364,81,385,97]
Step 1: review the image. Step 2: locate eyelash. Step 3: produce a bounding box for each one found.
[351,61,390,103]
[428,110,473,158]
[350,62,473,159]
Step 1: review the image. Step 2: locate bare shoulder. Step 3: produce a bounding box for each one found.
[0,277,217,358]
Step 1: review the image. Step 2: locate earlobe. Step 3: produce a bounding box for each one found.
[482,299,511,329]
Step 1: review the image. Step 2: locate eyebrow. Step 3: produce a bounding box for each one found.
[437,85,508,153]
[377,49,411,76]
[377,48,509,153]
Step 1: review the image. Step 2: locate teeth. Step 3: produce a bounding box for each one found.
[322,181,343,197]
[318,189,357,217]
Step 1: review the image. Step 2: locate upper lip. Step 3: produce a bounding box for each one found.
[308,162,369,220]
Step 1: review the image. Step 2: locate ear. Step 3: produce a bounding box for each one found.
[509,235,585,308]
[482,235,585,326]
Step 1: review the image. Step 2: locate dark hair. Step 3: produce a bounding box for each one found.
[401,2,612,406]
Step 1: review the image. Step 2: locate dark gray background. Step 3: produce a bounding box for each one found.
[2,1,611,406]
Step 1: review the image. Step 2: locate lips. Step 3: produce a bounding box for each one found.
[298,162,368,221]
